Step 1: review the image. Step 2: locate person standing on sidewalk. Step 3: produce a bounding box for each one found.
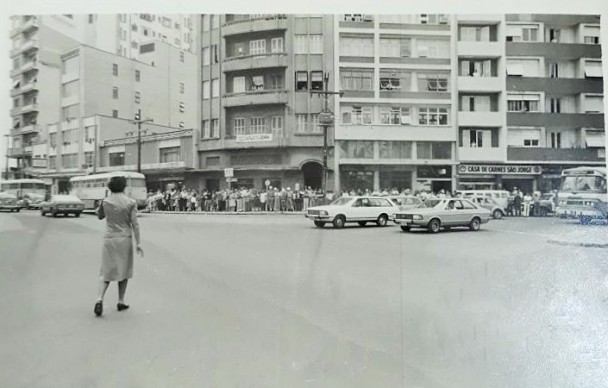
[266,187,274,211]
[523,192,532,217]
[512,189,522,217]
[94,176,143,317]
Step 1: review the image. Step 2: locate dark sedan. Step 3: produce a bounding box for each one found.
[40,195,85,217]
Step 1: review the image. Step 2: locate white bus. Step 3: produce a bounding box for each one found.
[69,171,147,210]
[556,166,607,224]
[0,179,48,206]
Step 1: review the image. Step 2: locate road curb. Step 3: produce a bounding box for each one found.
[547,239,608,248]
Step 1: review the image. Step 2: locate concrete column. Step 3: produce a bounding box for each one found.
[373,170,380,192]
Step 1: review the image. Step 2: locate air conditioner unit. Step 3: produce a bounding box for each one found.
[439,15,448,24]
[418,47,428,58]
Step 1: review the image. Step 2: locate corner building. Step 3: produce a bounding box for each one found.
[333,14,456,193]
[191,14,335,191]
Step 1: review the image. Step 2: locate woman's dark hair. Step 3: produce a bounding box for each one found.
[108,176,127,193]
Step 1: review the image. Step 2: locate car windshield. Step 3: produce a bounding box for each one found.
[331,197,353,206]
[424,199,444,208]
[561,175,606,193]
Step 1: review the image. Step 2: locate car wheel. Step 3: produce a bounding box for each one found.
[358,221,367,227]
[332,215,345,229]
[400,226,410,232]
[75,212,81,218]
[469,217,481,231]
[41,209,46,216]
[376,214,388,227]
[16,208,20,213]
[492,209,503,219]
[314,221,325,228]
[428,218,441,233]
[51,209,58,217]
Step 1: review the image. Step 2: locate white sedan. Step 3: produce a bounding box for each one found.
[305,196,400,229]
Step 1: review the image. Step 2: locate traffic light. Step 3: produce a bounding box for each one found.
[134,112,141,121]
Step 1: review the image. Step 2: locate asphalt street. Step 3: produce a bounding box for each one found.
[0,211,607,388]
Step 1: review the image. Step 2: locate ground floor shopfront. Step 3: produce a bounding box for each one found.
[456,163,605,194]
[335,164,455,193]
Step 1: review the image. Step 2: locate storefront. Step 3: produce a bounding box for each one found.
[339,164,453,193]
[457,164,543,193]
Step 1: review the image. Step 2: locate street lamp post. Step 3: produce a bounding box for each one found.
[309,72,343,195]
[129,109,153,173]
[3,134,9,180]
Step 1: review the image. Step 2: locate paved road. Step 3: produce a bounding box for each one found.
[0,211,607,388]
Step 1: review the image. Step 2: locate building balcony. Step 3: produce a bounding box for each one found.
[11,81,38,97]
[458,111,503,127]
[507,112,605,128]
[506,42,601,60]
[507,147,605,162]
[458,76,503,92]
[21,60,38,73]
[223,90,288,107]
[20,103,39,114]
[8,147,32,158]
[20,124,41,135]
[457,41,502,57]
[10,17,38,38]
[507,77,603,95]
[10,107,22,116]
[335,124,454,142]
[458,147,505,162]
[11,38,39,57]
[222,15,288,37]
[223,52,288,72]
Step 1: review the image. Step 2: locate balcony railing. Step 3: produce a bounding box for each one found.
[222,15,288,36]
[224,14,287,26]
[223,89,288,107]
[223,52,288,72]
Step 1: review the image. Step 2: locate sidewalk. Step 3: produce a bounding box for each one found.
[148,210,306,216]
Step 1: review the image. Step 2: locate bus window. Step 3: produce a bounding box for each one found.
[128,178,147,188]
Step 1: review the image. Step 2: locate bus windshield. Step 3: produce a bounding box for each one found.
[561,176,607,193]
[128,178,147,188]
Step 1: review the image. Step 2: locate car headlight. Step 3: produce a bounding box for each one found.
[319,210,328,216]
[412,215,423,220]
[584,201,596,207]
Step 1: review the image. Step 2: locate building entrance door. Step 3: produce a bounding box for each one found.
[302,161,323,189]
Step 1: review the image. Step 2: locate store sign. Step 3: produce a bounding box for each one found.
[458,164,542,175]
[236,134,273,143]
[31,158,47,168]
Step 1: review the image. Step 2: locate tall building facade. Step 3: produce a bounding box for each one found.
[333,14,456,193]
[189,14,335,192]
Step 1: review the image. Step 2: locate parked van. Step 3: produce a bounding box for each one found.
[457,190,510,209]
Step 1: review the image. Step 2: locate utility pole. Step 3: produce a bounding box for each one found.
[130,109,153,173]
[3,134,9,180]
[309,72,343,194]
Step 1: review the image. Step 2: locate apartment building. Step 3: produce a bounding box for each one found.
[34,42,197,193]
[190,14,335,192]
[333,14,456,193]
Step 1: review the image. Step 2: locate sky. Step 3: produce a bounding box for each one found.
[1,0,607,176]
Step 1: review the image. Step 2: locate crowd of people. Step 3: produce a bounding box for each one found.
[145,185,558,217]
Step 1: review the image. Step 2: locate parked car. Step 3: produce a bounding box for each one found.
[387,195,424,211]
[40,195,85,217]
[394,198,491,233]
[23,193,45,209]
[458,190,510,209]
[469,195,505,219]
[306,196,399,229]
[0,192,21,212]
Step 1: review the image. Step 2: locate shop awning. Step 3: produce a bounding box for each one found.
[585,131,606,148]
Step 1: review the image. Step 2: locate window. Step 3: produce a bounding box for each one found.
[251,76,264,91]
[131,23,137,31]
[339,141,374,159]
[202,81,210,99]
[112,63,118,76]
[585,36,600,44]
[549,63,559,78]
[49,156,57,169]
[62,129,79,145]
[62,80,79,98]
[211,119,218,138]
[62,104,79,120]
[380,38,411,57]
[507,94,540,112]
[340,37,374,57]
[212,79,219,97]
[296,71,308,90]
[418,107,448,126]
[89,14,95,24]
[212,14,219,29]
[462,129,492,148]
[549,98,561,113]
[505,59,539,77]
[311,71,323,90]
[380,70,410,91]
[135,70,140,82]
[584,61,603,78]
[179,82,184,94]
[343,14,373,22]
[459,26,490,42]
[342,106,373,125]
[549,132,562,148]
[506,24,539,42]
[179,102,185,112]
[309,35,324,54]
[84,152,94,167]
[112,110,118,118]
[63,55,80,75]
[341,69,373,91]
[379,141,412,159]
[296,114,307,133]
[269,74,283,90]
[202,47,210,65]
[159,147,180,163]
[202,15,209,31]
[250,39,266,55]
[50,133,57,148]
[508,128,541,147]
[109,152,125,166]
[233,76,246,93]
[271,116,283,131]
[310,115,322,133]
[584,95,604,113]
[294,35,308,54]
[135,91,140,104]
[416,39,450,58]
[250,117,267,134]
[201,120,210,138]
[417,142,452,159]
[233,118,245,135]
[420,73,449,92]
[583,26,600,44]
[548,28,561,43]
[61,153,78,169]
[460,95,491,112]
[271,37,284,53]
[523,139,539,147]
[85,126,95,143]
[112,87,119,99]
[214,44,219,63]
